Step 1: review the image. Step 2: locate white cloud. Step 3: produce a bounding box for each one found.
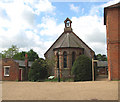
[0,0,119,58]
[81,8,84,14]
[69,0,119,55]
[71,15,106,55]
[0,0,55,58]
[38,17,64,36]
[24,0,55,15]
[70,4,79,13]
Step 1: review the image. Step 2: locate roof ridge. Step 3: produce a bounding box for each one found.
[67,33,70,47]
[44,32,65,55]
[71,31,94,52]
[70,33,82,48]
[105,2,120,8]
[59,33,68,48]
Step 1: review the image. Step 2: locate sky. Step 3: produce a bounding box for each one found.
[0,0,119,58]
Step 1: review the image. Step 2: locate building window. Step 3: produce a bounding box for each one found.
[57,52,59,68]
[63,51,67,68]
[72,52,76,66]
[4,66,10,76]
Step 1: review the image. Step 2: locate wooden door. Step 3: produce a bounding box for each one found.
[19,69,22,81]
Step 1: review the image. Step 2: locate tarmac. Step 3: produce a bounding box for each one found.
[1,81,119,100]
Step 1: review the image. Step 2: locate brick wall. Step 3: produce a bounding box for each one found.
[2,59,19,81]
[105,7,120,80]
[118,8,120,80]
[97,67,108,75]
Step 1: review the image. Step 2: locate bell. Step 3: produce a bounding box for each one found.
[66,22,70,27]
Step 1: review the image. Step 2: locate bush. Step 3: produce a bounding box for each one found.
[72,55,92,81]
[28,58,48,81]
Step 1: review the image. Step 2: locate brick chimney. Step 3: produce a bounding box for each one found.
[25,53,28,80]
[25,53,28,68]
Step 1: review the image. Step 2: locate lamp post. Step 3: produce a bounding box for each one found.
[58,50,60,82]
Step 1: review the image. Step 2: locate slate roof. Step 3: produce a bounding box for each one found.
[54,32,82,49]
[1,58,33,68]
[97,61,108,67]
[45,31,94,55]
[14,60,33,67]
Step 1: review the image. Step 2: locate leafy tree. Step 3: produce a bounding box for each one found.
[0,53,2,58]
[72,55,92,81]
[1,45,39,61]
[28,58,48,81]
[13,49,39,61]
[2,45,19,58]
[96,54,107,61]
[27,49,39,61]
[13,51,26,60]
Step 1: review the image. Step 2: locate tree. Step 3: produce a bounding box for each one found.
[13,49,39,61]
[72,55,92,81]
[96,54,107,61]
[0,53,2,58]
[28,58,48,81]
[2,45,19,58]
[13,51,26,60]
[1,46,39,61]
[27,49,39,61]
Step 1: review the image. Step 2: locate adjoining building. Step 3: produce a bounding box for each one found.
[104,2,120,80]
[0,54,33,81]
[97,61,108,75]
[44,18,95,78]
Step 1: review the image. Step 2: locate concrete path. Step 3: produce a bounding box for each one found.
[96,75,108,81]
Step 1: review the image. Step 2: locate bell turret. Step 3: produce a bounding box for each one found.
[64,17,72,32]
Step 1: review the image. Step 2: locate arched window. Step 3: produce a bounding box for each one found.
[57,53,59,68]
[72,52,76,66]
[63,51,67,68]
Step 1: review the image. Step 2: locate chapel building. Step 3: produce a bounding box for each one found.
[44,18,95,78]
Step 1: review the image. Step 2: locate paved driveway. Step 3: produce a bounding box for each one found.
[0,82,2,101]
[2,81,119,100]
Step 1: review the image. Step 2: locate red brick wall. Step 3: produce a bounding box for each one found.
[2,59,19,81]
[118,8,120,80]
[97,68,107,75]
[106,8,120,80]
[0,60,2,81]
